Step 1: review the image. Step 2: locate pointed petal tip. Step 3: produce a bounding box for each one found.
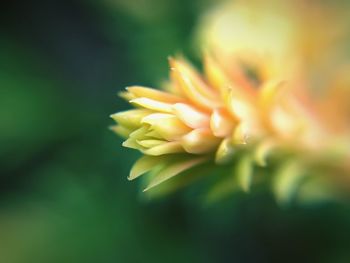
[215,138,235,164]
[168,56,176,68]
[142,156,207,192]
[109,113,119,119]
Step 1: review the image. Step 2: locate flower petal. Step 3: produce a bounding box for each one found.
[118,90,135,101]
[110,109,151,128]
[210,108,236,137]
[129,126,149,140]
[204,54,231,96]
[228,92,257,121]
[143,141,183,156]
[130,98,173,113]
[172,103,210,129]
[181,128,221,154]
[215,138,235,164]
[129,155,165,180]
[254,140,276,166]
[137,139,165,148]
[126,86,184,103]
[143,156,207,191]
[122,138,144,150]
[259,80,286,108]
[169,57,221,110]
[232,122,249,145]
[109,125,133,138]
[142,113,191,140]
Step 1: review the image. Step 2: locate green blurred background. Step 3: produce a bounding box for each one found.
[1,1,350,262]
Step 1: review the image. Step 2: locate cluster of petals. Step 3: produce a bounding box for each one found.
[110,54,343,190]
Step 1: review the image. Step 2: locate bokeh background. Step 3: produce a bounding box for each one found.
[1,1,350,262]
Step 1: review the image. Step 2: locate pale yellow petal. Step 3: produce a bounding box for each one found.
[118,90,135,101]
[172,103,210,129]
[215,138,235,164]
[232,123,249,145]
[228,92,257,121]
[143,156,207,191]
[129,155,165,180]
[145,129,162,139]
[130,98,173,113]
[110,109,151,128]
[126,86,183,103]
[122,138,143,150]
[109,125,132,138]
[254,140,276,166]
[129,126,149,140]
[137,139,165,148]
[181,128,221,154]
[143,141,183,156]
[142,113,191,140]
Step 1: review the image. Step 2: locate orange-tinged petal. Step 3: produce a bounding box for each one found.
[220,55,257,94]
[204,54,231,96]
[210,108,236,137]
[228,91,257,121]
[259,80,286,108]
[169,57,221,110]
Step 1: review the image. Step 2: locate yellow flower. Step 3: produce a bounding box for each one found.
[111,1,350,202]
[111,53,348,197]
